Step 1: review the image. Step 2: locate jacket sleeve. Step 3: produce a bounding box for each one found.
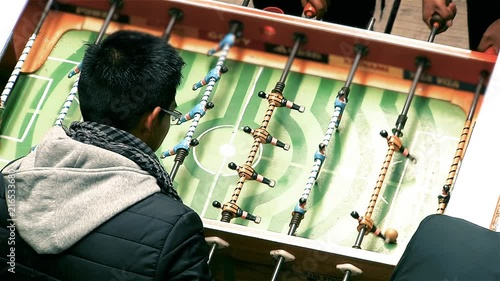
[157,208,213,281]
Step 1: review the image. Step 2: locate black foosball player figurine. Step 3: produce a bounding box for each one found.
[228,162,276,187]
[351,211,398,244]
[242,126,290,150]
[212,200,261,224]
[258,90,305,113]
[380,129,417,164]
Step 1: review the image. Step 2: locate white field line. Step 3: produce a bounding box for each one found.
[200,66,264,217]
[0,75,52,142]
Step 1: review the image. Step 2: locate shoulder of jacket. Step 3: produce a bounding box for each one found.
[125,193,199,224]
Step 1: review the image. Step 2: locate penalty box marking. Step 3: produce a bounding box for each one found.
[0,75,52,142]
[47,56,80,65]
[0,57,78,142]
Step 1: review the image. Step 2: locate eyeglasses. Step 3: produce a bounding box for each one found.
[161,108,183,124]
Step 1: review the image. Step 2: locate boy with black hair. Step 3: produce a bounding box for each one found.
[0,30,212,281]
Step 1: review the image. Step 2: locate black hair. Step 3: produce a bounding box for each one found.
[78,30,185,130]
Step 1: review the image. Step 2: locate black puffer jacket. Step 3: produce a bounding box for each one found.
[389,214,500,280]
[0,127,212,280]
[0,183,212,281]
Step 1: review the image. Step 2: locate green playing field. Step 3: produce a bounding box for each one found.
[0,30,467,257]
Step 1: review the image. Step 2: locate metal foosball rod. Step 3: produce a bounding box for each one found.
[173,17,243,266]
[269,17,377,281]
[351,10,450,250]
[209,32,306,265]
[206,16,307,266]
[436,70,488,214]
[54,0,123,127]
[162,20,242,181]
[384,0,401,34]
[208,31,306,264]
[0,0,55,127]
[213,31,306,222]
[162,8,183,42]
[217,33,307,220]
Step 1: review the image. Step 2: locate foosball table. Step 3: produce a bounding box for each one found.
[0,0,497,280]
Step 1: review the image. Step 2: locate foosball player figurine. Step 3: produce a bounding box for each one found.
[212,200,261,223]
[206,20,242,55]
[380,129,417,163]
[228,162,276,187]
[437,183,452,211]
[257,90,305,113]
[67,62,82,78]
[192,66,229,90]
[161,138,199,158]
[207,32,236,56]
[333,87,349,128]
[177,102,214,124]
[315,143,327,168]
[242,126,290,150]
[351,211,398,245]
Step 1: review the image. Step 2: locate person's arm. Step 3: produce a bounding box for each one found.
[158,209,212,281]
[301,0,330,20]
[477,19,500,54]
[421,0,457,33]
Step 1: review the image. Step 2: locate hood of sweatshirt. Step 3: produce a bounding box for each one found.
[3,126,161,254]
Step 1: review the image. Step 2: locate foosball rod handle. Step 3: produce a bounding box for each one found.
[162,8,183,42]
[303,2,316,18]
[428,0,452,40]
[205,236,230,264]
[337,263,363,281]
[270,250,295,281]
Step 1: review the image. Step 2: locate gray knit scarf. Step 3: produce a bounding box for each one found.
[64,121,181,201]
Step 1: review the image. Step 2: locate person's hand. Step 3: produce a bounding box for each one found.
[422,0,457,33]
[477,19,500,54]
[301,0,330,20]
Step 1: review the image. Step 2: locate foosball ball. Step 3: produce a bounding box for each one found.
[0,0,497,280]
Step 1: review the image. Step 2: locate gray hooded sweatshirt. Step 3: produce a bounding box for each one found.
[3,126,161,254]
